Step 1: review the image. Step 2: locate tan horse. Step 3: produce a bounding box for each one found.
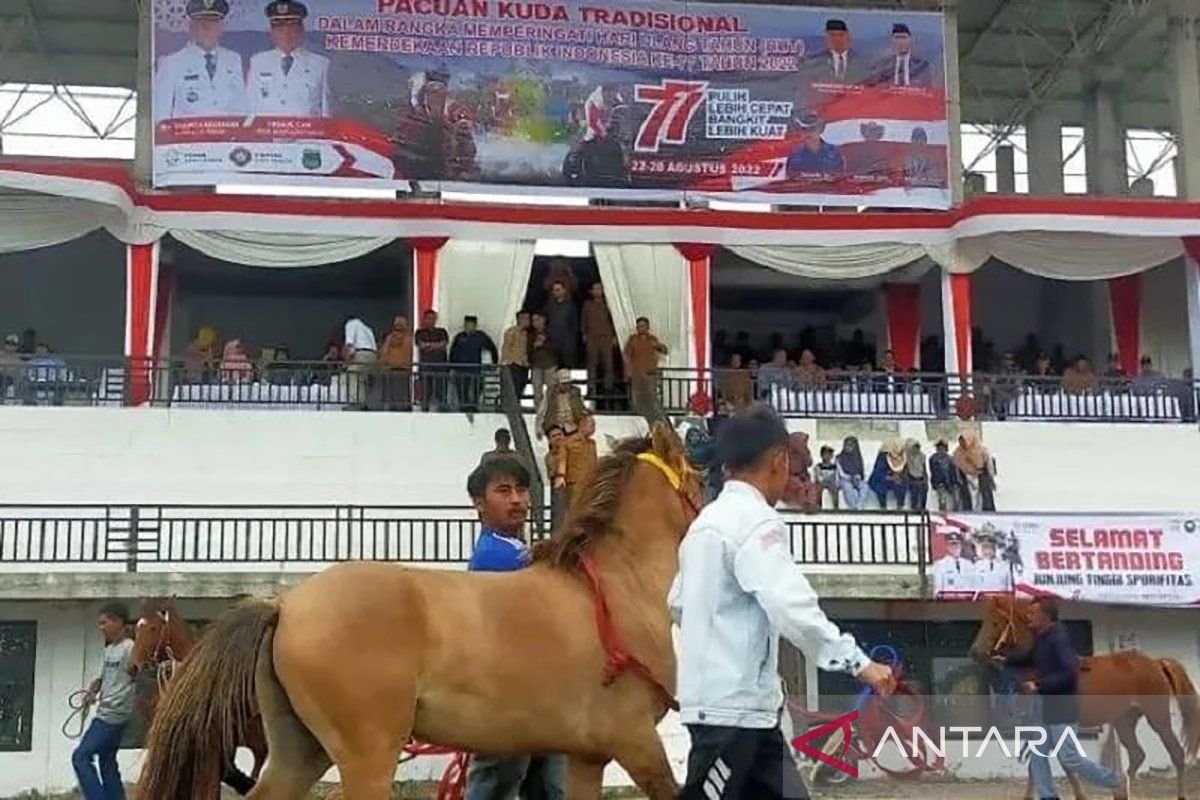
[136,424,702,800]
[129,597,268,796]
[970,595,1200,800]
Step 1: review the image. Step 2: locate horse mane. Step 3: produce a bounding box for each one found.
[531,435,655,569]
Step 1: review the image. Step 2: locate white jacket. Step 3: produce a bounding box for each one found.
[668,480,869,728]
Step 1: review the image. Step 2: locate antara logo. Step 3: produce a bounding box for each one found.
[632,80,708,153]
[790,710,860,778]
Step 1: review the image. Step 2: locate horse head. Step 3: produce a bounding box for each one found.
[129,596,192,676]
[968,594,1035,664]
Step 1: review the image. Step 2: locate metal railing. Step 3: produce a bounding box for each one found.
[0,504,929,574]
[1,356,1192,423]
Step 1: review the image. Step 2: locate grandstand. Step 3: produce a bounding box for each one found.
[1,0,1199,796]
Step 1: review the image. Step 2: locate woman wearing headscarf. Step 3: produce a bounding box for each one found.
[782,432,821,512]
[795,349,825,389]
[903,439,928,510]
[953,429,996,511]
[835,436,870,510]
[183,327,219,383]
[218,339,254,384]
[380,316,414,411]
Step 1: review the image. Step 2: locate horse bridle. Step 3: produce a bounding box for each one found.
[635,451,703,528]
[141,610,181,690]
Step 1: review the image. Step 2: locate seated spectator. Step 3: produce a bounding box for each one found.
[219,339,254,384]
[953,429,996,511]
[1062,356,1098,395]
[717,353,754,410]
[782,432,821,512]
[795,349,824,388]
[870,439,907,509]
[757,349,793,397]
[987,351,1022,416]
[814,445,839,509]
[183,327,219,382]
[929,439,958,511]
[1132,355,1165,395]
[873,349,901,393]
[904,439,928,510]
[0,334,20,394]
[27,343,69,404]
[836,436,870,510]
[1103,352,1127,383]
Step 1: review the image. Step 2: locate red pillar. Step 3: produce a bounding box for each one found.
[125,242,160,406]
[941,271,972,375]
[674,242,714,406]
[1107,274,1142,377]
[883,283,921,371]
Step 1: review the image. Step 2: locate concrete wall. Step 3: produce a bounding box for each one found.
[1,407,1199,512]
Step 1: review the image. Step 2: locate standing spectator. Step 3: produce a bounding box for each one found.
[218,339,254,384]
[836,436,870,510]
[72,602,135,800]
[316,336,343,385]
[814,445,839,509]
[379,315,413,411]
[581,282,618,405]
[546,425,568,528]
[344,314,378,410]
[415,309,450,410]
[479,427,526,469]
[623,316,668,416]
[538,368,586,439]
[718,352,753,410]
[1062,356,1097,395]
[1132,355,1165,396]
[954,429,996,511]
[873,349,900,394]
[182,326,219,382]
[0,334,22,397]
[500,311,531,401]
[562,413,599,507]
[795,349,824,388]
[782,431,821,512]
[449,315,498,413]
[18,328,35,356]
[528,312,557,412]
[929,439,958,511]
[904,439,928,510]
[543,279,579,368]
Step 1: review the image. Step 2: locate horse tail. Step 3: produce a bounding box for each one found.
[1158,657,1200,760]
[136,599,279,800]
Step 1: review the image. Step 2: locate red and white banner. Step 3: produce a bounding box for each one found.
[930,514,1200,606]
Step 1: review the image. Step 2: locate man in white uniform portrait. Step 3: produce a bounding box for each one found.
[248,0,330,117]
[933,530,975,596]
[154,0,248,122]
[972,523,1013,594]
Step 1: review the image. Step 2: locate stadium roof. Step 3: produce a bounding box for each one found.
[0,0,1177,127]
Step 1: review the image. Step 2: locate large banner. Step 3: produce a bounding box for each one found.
[151,0,950,206]
[930,514,1200,606]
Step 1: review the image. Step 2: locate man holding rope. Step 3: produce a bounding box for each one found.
[670,404,895,800]
[72,602,135,800]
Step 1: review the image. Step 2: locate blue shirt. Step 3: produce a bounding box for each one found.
[467,528,530,572]
[786,140,844,177]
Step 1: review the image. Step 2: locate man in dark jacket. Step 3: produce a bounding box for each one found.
[449,315,498,412]
[999,598,1126,800]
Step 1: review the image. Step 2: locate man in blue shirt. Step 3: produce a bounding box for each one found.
[785,112,845,179]
[464,457,567,799]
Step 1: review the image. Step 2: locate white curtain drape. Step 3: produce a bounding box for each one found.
[435,239,536,348]
[0,196,114,253]
[1140,257,1191,377]
[593,243,689,369]
[169,230,394,267]
[727,242,931,280]
[952,233,1184,280]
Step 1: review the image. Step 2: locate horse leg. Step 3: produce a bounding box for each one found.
[1143,699,1189,800]
[609,725,677,800]
[1112,708,1144,800]
[567,757,606,800]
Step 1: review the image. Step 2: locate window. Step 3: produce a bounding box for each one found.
[0,622,36,752]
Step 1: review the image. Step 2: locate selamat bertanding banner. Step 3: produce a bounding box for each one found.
[151,0,950,206]
[930,514,1200,606]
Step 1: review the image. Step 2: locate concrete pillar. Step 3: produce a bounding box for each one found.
[995,145,1016,194]
[134,0,152,187]
[1026,110,1064,196]
[1084,66,1127,196]
[1168,0,1200,198]
[943,1,964,206]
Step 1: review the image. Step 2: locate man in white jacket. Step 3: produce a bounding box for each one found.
[670,403,894,799]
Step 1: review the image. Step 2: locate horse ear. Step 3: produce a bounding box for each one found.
[650,420,684,463]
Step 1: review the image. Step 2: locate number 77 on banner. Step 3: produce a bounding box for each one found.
[633,80,709,153]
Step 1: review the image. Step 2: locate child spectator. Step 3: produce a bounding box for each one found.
[929,439,958,511]
[814,445,839,510]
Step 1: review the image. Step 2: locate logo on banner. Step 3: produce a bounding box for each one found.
[302,148,322,170]
[164,149,181,167]
[229,147,252,167]
[633,80,708,153]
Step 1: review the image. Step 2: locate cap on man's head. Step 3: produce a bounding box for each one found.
[892,22,911,35]
[187,0,229,20]
[265,0,307,21]
[464,315,478,324]
[944,531,963,544]
[716,402,789,471]
[825,19,848,32]
[793,110,824,131]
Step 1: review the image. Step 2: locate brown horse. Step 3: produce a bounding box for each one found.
[970,595,1200,800]
[136,423,702,800]
[129,597,268,796]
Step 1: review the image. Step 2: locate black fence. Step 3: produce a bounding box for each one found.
[1,356,1192,423]
[0,504,929,574]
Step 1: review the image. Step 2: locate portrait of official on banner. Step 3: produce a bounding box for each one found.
[150,0,950,206]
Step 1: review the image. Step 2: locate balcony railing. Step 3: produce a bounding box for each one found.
[0,504,928,574]
[0,356,1192,422]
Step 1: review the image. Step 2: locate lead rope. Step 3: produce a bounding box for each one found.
[62,690,92,740]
